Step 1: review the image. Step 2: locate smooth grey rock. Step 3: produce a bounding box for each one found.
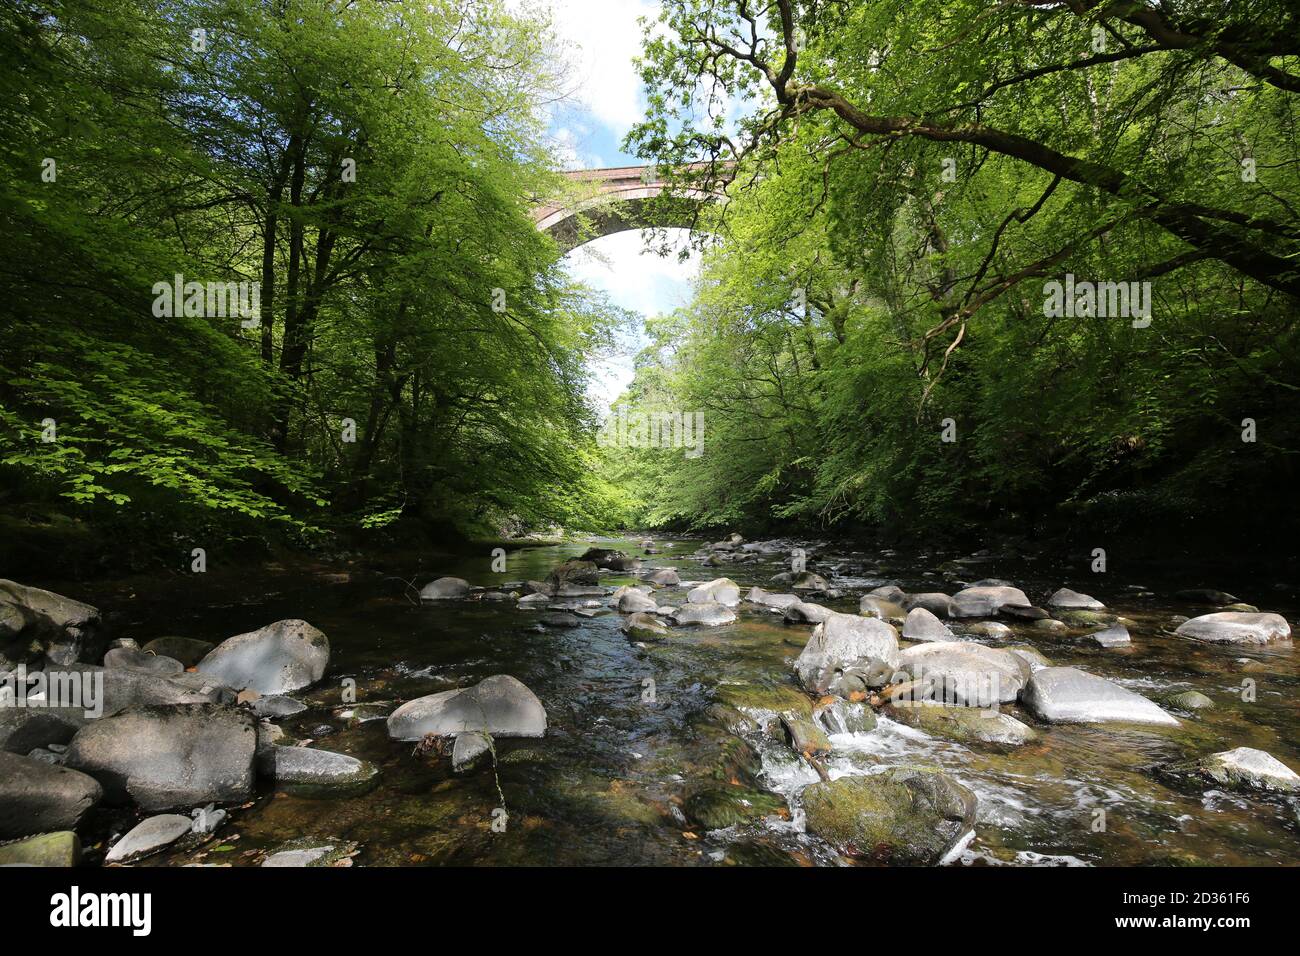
[1048,588,1105,610]
[517,592,550,608]
[1174,612,1290,645]
[673,602,737,626]
[419,576,472,600]
[950,586,1031,618]
[0,707,80,754]
[251,695,308,719]
[896,641,1026,706]
[1168,747,1300,793]
[197,619,329,694]
[1001,604,1051,621]
[103,647,183,676]
[141,637,215,668]
[105,813,192,864]
[746,587,799,610]
[261,839,355,867]
[869,585,907,605]
[1085,624,1131,648]
[617,590,658,613]
[795,613,899,695]
[0,580,103,666]
[387,674,546,741]
[538,612,581,628]
[257,745,379,796]
[902,607,954,643]
[783,601,833,624]
[791,572,830,591]
[645,568,681,587]
[687,578,741,606]
[65,704,257,809]
[452,732,492,772]
[1021,667,1179,726]
[0,750,103,839]
[887,701,1038,746]
[902,593,954,618]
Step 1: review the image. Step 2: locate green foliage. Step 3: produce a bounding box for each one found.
[609,0,1300,542]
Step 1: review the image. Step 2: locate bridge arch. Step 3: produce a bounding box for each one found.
[533,165,721,252]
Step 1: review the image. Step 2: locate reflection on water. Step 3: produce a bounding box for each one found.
[72,537,1299,866]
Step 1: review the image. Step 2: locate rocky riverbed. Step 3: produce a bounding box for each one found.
[1,536,1297,866]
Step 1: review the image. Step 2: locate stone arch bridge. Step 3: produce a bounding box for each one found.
[532,164,722,252]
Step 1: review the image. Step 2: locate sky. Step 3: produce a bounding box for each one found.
[538,0,704,408]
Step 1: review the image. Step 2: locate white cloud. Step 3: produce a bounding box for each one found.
[565,229,700,406]
[546,0,657,137]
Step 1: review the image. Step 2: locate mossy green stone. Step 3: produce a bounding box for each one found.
[684,787,786,830]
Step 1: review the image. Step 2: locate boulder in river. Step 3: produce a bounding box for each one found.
[673,602,737,627]
[858,595,904,622]
[1160,689,1214,712]
[419,577,472,601]
[780,714,831,756]
[1084,624,1131,648]
[1160,747,1300,794]
[451,732,492,773]
[895,641,1027,706]
[0,579,104,667]
[257,745,380,797]
[902,592,954,618]
[782,601,833,625]
[886,700,1037,746]
[622,612,669,641]
[1020,667,1179,726]
[546,560,599,588]
[901,607,954,643]
[0,706,81,755]
[746,587,799,610]
[801,767,977,864]
[141,636,216,668]
[1174,612,1290,645]
[65,704,257,809]
[795,613,899,695]
[791,571,830,591]
[617,589,657,613]
[687,578,741,606]
[0,750,103,839]
[1048,588,1105,610]
[950,586,1031,618]
[868,585,907,605]
[386,674,546,741]
[104,646,184,676]
[197,619,329,695]
[1000,604,1051,621]
[644,568,681,587]
[578,548,640,571]
[104,813,194,864]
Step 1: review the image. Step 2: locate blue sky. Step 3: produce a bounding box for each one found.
[537,0,704,407]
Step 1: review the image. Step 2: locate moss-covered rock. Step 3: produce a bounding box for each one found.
[0,830,80,866]
[801,766,977,864]
[715,680,812,720]
[684,787,787,830]
[886,701,1037,746]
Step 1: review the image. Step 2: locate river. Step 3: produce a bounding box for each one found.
[57,535,1300,866]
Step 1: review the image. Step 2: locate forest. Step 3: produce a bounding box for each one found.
[2,0,1298,571]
